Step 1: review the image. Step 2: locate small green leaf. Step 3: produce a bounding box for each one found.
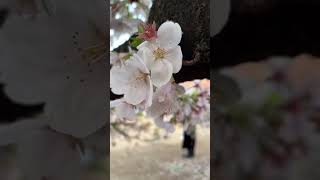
[138,24,144,33]
[130,37,144,48]
[122,53,133,60]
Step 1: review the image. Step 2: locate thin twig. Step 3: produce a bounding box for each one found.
[182,50,201,66]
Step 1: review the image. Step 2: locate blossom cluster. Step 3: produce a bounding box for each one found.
[110,21,183,127]
[176,80,210,131]
[214,56,320,180]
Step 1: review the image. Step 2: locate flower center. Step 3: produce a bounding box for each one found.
[72,24,107,64]
[135,73,147,81]
[153,48,166,60]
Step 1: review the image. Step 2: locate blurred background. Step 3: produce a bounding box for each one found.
[0,0,108,179]
[213,0,320,179]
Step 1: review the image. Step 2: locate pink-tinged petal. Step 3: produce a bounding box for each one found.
[124,79,148,105]
[147,82,177,118]
[147,97,165,118]
[150,60,173,87]
[147,85,170,117]
[138,22,157,41]
[165,46,183,73]
[154,117,175,133]
[157,21,182,49]
[115,101,136,120]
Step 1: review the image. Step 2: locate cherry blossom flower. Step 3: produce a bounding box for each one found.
[0,0,108,138]
[110,98,136,120]
[147,82,180,118]
[110,54,153,107]
[137,21,183,87]
[176,82,210,129]
[147,83,176,131]
[154,115,175,133]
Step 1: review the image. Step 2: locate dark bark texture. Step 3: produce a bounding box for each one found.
[214,0,320,69]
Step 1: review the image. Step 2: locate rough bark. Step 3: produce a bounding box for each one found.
[214,0,320,68]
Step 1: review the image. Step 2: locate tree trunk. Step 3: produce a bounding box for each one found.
[214,0,320,68]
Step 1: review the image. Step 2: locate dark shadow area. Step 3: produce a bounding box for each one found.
[213,0,320,68]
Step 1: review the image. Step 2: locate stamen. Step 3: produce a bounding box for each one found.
[81,42,107,64]
[135,74,146,81]
[71,23,107,64]
[153,48,166,60]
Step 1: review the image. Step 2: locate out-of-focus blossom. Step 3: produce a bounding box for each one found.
[147,82,180,118]
[0,0,107,138]
[111,98,136,120]
[214,56,320,180]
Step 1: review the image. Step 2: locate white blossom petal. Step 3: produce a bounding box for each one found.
[131,54,150,74]
[115,101,136,120]
[110,99,123,108]
[110,66,129,95]
[165,46,183,73]
[124,79,148,105]
[137,41,154,50]
[151,60,173,87]
[137,47,155,70]
[145,76,153,108]
[157,21,182,49]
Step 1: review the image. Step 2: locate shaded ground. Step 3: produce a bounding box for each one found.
[110,126,210,180]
